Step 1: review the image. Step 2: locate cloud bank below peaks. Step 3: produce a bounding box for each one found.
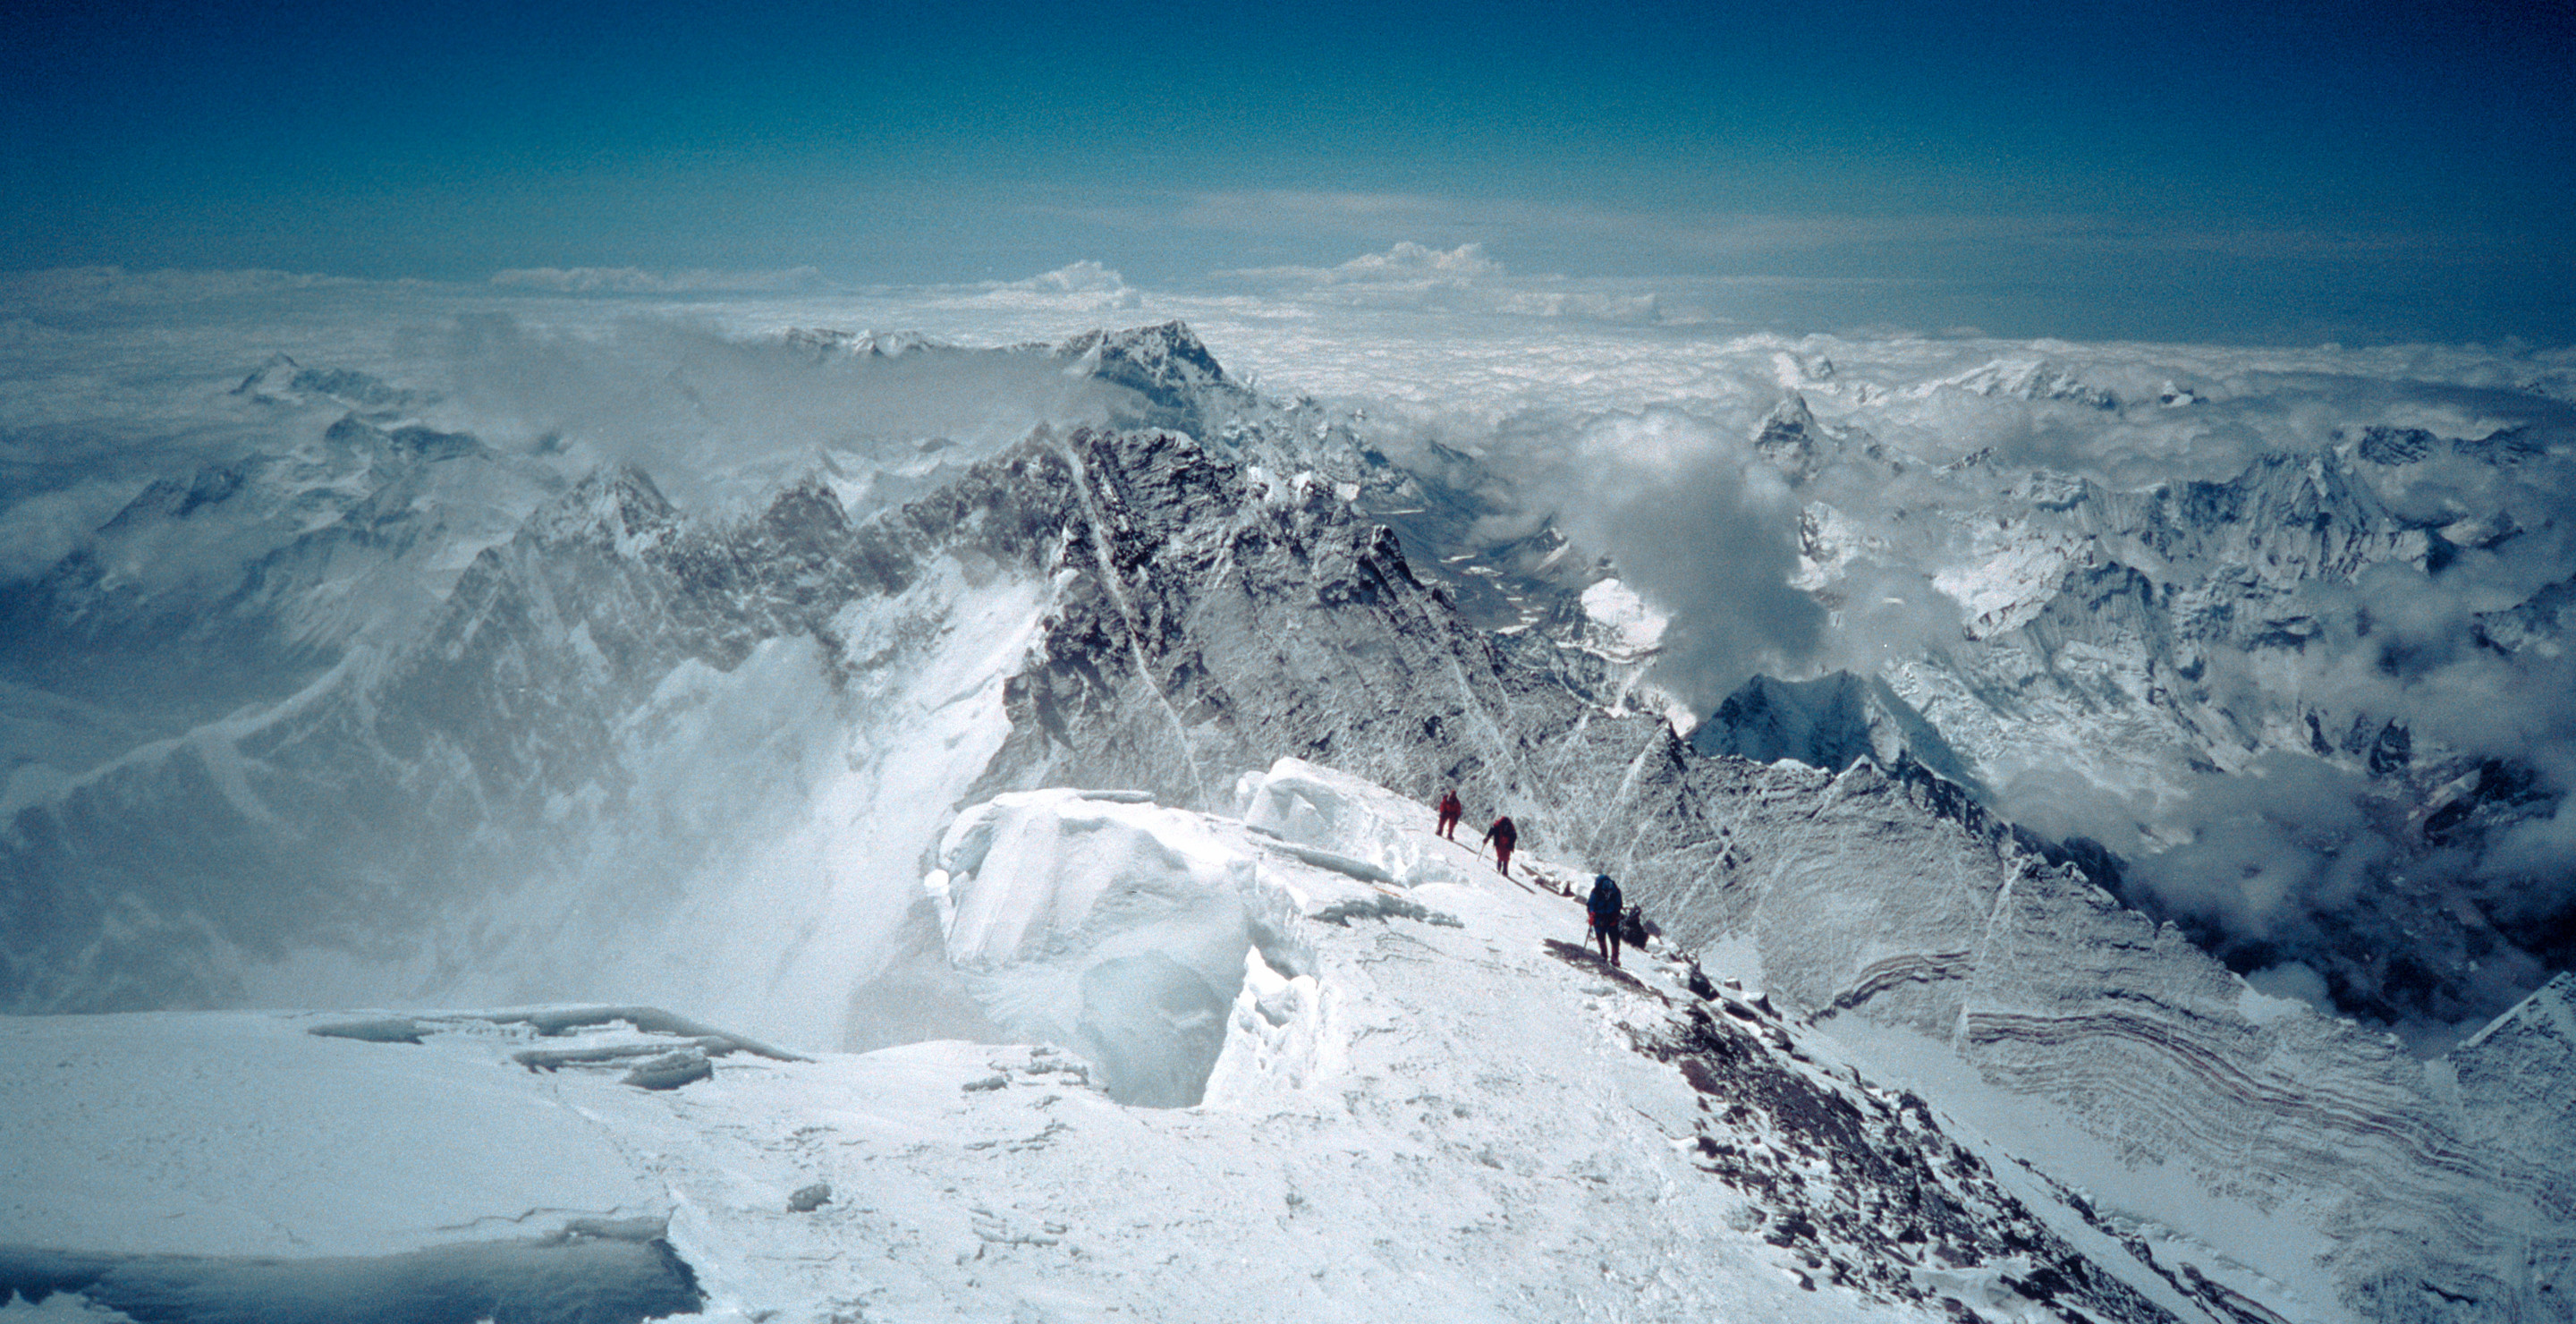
[1218,242,1667,325]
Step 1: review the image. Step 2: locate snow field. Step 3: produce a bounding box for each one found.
[1236,758,1486,891]
[2,762,1969,1323]
[0,1011,665,1260]
[634,773,1928,1323]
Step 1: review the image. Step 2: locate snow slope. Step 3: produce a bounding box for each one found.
[4,769,2243,1324]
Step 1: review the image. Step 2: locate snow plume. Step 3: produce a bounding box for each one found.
[429,311,1123,510]
[1546,408,1827,712]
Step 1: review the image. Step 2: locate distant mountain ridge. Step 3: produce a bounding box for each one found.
[1689,670,1981,793]
[2,325,2569,1320]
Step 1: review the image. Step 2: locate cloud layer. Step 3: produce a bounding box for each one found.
[6,257,2573,1042]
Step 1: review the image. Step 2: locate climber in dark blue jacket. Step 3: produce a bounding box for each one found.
[1587,874,1625,967]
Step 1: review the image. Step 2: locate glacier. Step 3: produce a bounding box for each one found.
[3,301,2572,1323]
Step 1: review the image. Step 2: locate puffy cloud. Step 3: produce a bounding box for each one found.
[488,267,828,294]
[2243,960,2334,1014]
[0,480,148,583]
[2123,754,2382,940]
[1546,409,1827,711]
[941,261,1144,316]
[1226,241,1504,286]
[1012,259,1131,295]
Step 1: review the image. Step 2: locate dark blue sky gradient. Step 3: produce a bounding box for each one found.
[5,0,2570,343]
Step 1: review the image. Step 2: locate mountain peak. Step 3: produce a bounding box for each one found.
[1055,322,1249,436]
[232,352,301,397]
[1752,393,1828,482]
[1939,357,2123,410]
[231,352,420,415]
[1690,670,1984,794]
[524,463,678,551]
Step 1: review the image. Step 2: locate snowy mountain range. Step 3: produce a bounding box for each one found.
[1668,383,2576,1042]
[4,321,2571,1323]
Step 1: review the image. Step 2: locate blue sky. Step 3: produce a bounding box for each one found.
[5,0,2571,344]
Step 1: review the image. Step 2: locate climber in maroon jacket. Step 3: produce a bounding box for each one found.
[1481,814,1519,875]
[1434,789,1463,840]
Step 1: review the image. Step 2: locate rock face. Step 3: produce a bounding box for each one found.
[2444,973,2576,1206]
[1691,671,1980,793]
[1648,753,2575,1324]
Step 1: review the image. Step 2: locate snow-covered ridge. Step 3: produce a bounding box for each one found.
[0,769,2261,1322]
[13,763,2561,1321]
[7,321,2572,1322]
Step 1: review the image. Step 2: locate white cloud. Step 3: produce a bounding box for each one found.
[0,480,148,582]
[488,267,828,294]
[1227,241,1504,286]
[1010,259,1130,295]
[1547,408,1827,710]
[928,261,1147,318]
[1209,241,1677,327]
